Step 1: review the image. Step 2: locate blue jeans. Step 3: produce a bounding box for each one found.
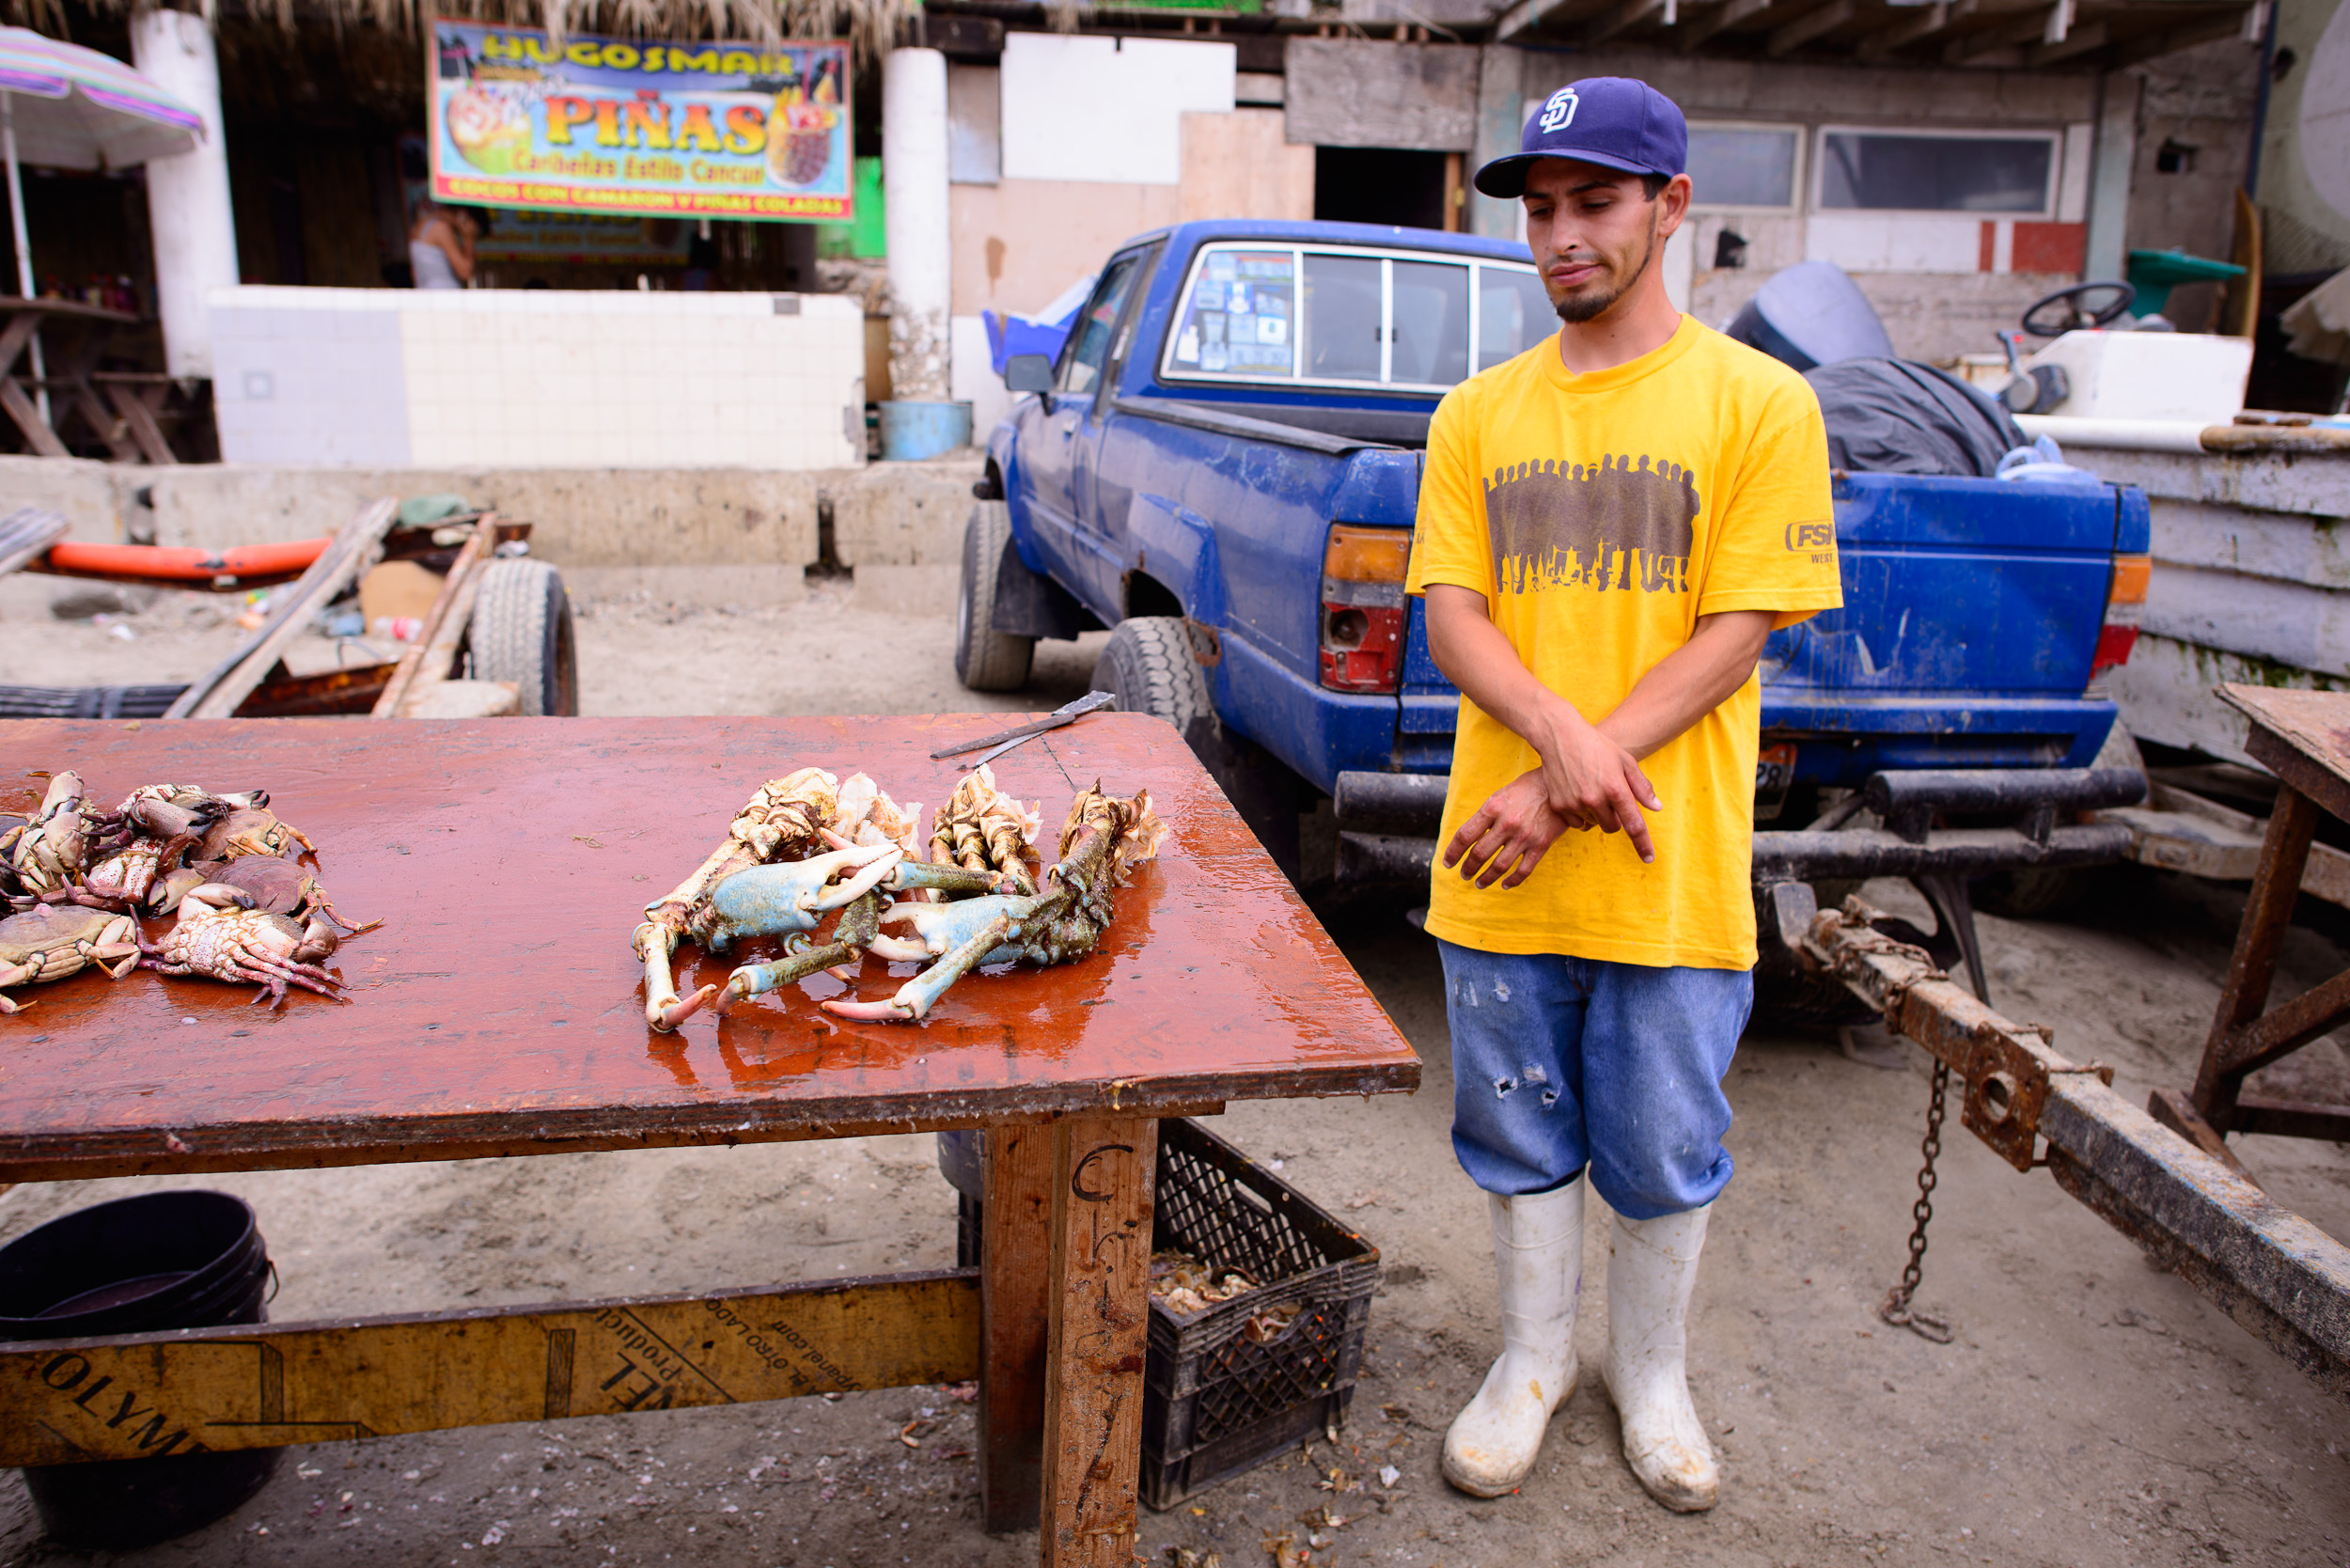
[1437,941,1751,1220]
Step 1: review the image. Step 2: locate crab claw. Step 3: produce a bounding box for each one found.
[823,911,1015,1024]
[867,894,1033,964]
[691,842,900,952]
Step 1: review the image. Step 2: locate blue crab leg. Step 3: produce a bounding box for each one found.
[823,911,1016,1023]
[714,894,885,1014]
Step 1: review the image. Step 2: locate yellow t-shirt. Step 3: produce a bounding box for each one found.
[1403,315,1841,970]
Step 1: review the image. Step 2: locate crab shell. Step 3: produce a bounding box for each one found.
[194,807,316,863]
[0,903,140,1012]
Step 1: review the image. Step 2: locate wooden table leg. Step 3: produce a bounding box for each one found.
[2195,784,2321,1131]
[980,1122,1056,1534]
[106,384,178,465]
[1040,1114,1156,1568]
[0,375,68,458]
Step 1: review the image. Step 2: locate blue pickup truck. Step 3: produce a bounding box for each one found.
[958,220,2151,1003]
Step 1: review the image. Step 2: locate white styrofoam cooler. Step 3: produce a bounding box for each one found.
[209,287,866,470]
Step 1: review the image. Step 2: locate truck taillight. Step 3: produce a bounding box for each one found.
[1321,525,1410,694]
[2091,554,2150,676]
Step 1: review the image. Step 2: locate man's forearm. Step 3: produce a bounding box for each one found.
[1596,610,1775,759]
[1424,591,1588,760]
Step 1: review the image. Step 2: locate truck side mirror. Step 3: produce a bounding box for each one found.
[1004,354,1055,394]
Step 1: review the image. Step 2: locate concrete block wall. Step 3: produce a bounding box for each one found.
[212,287,867,471]
[0,452,981,610]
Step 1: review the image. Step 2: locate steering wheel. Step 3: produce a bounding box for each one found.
[2021,281,2137,337]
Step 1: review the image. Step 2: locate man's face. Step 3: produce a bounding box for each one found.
[1521,160,1686,324]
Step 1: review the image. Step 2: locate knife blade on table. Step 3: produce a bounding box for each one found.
[931,689,1117,767]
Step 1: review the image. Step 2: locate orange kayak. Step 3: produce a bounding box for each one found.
[43,539,331,584]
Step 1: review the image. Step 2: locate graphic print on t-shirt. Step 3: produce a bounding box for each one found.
[1483,452,1701,597]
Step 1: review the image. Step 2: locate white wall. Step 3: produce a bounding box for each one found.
[211,288,865,469]
[949,315,1013,443]
[999,34,1234,185]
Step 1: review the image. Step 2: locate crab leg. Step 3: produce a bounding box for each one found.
[714,893,885,1014]
[823,911,1016,1024]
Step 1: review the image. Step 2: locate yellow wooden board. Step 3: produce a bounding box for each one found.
[0,1269,977,1466]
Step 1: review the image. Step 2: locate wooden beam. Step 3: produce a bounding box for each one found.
[1682,0,1773,49]
[0,1271,979,1467]
[1858,1,1952,59]
[1494,0,1555,39]
[979,1124,1057,1535]
[1767,0,1856,55]
[1590,0,1669,44]
[167,496,399,720]
[1040,1116,1156,1568]
[372,515,494,718]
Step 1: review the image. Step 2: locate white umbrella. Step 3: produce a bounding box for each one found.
[0,25,202,422]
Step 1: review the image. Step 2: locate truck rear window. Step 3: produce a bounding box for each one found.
[1162,241,1554,394]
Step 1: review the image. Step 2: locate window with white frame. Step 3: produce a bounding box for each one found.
[1686,123,1802,211]
[1162,242,1556,391]
[1815,127,2060,215]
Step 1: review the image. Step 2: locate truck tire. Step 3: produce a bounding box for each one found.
[1090,617,1211,745]
[955,502,1036,692]
[469,558,579,716]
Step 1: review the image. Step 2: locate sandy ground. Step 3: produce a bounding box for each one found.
[2,572,2347,1567]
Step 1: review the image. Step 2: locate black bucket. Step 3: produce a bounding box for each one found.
[0,1190,281,1550]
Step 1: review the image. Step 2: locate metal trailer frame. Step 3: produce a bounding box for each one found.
[1778,700,2350,1403]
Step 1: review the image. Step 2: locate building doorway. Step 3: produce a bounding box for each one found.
[1314,148,1452,232]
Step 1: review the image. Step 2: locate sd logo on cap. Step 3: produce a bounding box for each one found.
[1477,77,1687,199]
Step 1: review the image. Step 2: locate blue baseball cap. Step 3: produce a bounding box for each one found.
[1474,77,1688,198]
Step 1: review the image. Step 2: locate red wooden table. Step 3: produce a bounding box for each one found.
[0,715,1418,1565]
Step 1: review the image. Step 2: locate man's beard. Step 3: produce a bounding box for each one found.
[1550,215,1658,325]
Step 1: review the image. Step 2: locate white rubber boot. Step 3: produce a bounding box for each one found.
[1601,1202,1721,1513]
[1440,1179,1583,1497]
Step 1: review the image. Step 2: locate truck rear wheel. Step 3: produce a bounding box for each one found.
[468,558,578,716]
[955,502,1036,693]
[1090,617,1211,745]
[1093,614,1306,876]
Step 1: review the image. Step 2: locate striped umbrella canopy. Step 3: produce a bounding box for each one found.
[0,24,200,170]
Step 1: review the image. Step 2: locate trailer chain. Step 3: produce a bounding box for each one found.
[1880,1058,1955,1344]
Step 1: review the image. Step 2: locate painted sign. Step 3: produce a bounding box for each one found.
[474,211,693,266]
[429,20,852,222]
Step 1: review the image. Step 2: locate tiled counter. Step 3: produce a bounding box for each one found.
[209,287,865,469]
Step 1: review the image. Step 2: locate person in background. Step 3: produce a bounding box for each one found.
[410,202,476,290]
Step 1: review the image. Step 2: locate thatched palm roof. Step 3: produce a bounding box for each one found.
[50,0,918,58]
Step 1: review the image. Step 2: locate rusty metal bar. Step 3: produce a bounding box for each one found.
[1799,897,2350,1401]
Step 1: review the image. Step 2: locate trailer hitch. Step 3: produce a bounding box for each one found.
[1796,894,2350,1400]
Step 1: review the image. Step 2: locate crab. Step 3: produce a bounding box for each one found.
[634,768,840,1032]
[825,783,1167,1024]
[153,856,380,935]
[193,803,317,863]
[0,902,141,1013]
[97,784,258,843]
[707,849,1028,1016]
[928,766,1042,898]
[140,883,347,1007]
[74,830,201,910]
[7,772,102,899]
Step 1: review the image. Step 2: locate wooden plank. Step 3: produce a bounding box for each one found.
[1767,0,1855,54]
[102,381,178,465]
[2195,786,2320,1128]
[2223,684,2350,823]
[0,1270,978,1467]
[0,507,70,578]
[1040,1116,1156,1568]
[0,374,68,458]
[2099,787,2350,909]
[167,497,400,720]
[981,1123,1058,1533]
[372,517,493,717]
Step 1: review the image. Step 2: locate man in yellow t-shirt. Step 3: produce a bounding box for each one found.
[1402,77,1841,1513]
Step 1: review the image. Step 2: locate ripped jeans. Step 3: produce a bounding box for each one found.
[1436,941,1750,1220]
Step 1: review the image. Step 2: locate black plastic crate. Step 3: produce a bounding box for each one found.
[1140,1118,1380,1511]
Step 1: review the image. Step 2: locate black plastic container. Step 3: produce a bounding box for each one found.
[0,1190,280,1550]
